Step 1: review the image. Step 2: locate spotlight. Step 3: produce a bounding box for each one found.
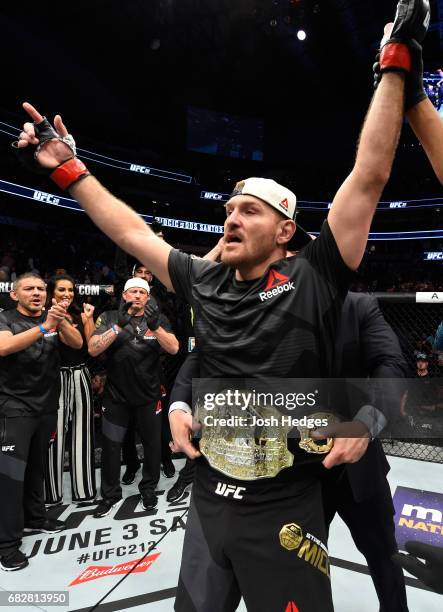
[297,29,307,41]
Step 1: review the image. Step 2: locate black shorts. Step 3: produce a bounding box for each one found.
[175,461,333,612]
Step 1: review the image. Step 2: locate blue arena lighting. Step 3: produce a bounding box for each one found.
[0,179,441,241]
[0,123,193,184]
[1,121,441,208]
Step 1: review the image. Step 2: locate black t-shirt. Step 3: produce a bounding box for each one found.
[0,293,15,312]
[93,310,171,405]
[0,309,61,416]
[408,372,438,409]
[59,315,89,367]
[168,221,352,380]
[168,221,353,481]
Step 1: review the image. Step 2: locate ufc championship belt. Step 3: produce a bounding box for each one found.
[298,411,336,454]
[195,391,336,481]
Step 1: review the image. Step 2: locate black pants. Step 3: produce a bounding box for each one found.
[101,398,161,503]
[122,415,140,472]
[178,458,196,484]
[175,462,333,612]
[0,413,57,556]
[122,393,172,470]
[161,391,173,464]
[321,466,408,612]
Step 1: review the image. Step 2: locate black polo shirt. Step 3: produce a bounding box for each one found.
[0,309,61,416]
[93,310,171,405]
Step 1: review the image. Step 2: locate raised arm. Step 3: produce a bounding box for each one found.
[81,304,96,342]
[71,176,173,289]
[328,72,405,270]
[401,34,443,185]
[15,103,173,290]
[328,2,430,270]
[385,32,443,184]
[407,98,443,185]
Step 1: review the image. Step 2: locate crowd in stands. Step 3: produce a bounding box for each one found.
[1,224,442,293]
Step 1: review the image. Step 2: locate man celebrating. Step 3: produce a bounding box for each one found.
[13,1,430,607]
[88,278,178,516]
[0,273,82,571]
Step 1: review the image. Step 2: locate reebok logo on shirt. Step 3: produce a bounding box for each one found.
[259,270,295,302]
[144,330,157,340]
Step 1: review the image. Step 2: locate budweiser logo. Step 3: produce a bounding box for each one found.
[69,554,160,586]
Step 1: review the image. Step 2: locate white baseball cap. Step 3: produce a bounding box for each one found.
[231,177,297,219]
[231,177,313,249]
[123,278,150,293]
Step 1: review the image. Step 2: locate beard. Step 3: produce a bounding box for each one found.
[221,238,274,270]
[129,304,145,315]
[220,249,240,267]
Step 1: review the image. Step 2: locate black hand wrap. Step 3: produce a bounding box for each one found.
[145,302,160,331]
[12,116,76,175]
[373,39,427,111]
[117,301,133,329]
[378,0,430,75]
[405,39,427,110]
[389,0,430,45]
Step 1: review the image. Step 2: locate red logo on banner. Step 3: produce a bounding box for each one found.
[69,554,160,586]
[264,269,290,290]
[285,602,299,612]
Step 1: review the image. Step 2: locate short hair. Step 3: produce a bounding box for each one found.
[13,272,45,290]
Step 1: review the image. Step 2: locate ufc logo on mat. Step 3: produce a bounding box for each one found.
[2,445,15,452]
[215,483,246,499]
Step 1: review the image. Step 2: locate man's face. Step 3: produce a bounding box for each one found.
[221,195,294,269]
[123,287,149,312]
[134,266,153,283]
[416,359,428,372]
[11,277,46,315]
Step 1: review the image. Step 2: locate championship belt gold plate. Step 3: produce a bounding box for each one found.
[196,395,293,480]
[297,411,337,454]
[195,393,337,481]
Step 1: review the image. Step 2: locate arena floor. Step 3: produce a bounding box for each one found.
[1,456,442,612]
